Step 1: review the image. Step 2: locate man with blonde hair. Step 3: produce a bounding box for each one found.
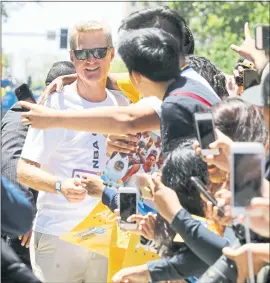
[17,20,128,282]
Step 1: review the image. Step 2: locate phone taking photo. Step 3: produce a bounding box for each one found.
[194,112,220,156]
[15,83,36,103]
[230,142,265,215]
[190,176,224,216]
[255,24,270,51]
[119,187,138,230]
[243,69,260,90]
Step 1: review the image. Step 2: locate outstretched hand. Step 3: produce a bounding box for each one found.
[20,101,58,129]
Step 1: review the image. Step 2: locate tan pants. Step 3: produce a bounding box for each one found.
[30,231,108,283]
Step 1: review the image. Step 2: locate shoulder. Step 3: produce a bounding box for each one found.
[107,89,130,106]
[136,96,162,117]
[45,85,74,109]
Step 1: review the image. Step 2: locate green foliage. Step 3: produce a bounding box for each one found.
[110,58,128,73]
[169,1,270,74]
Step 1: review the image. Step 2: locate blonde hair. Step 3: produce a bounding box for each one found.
[69,20,113,50]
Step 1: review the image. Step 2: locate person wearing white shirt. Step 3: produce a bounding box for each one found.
[17,20,128,283]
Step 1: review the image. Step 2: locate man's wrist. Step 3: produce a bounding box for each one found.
[168,206,183,224]
[55,180,62,194]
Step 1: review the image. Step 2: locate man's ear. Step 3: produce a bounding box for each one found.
[131,71,142,85]
[110,48,115,61]
[70,50,75,63]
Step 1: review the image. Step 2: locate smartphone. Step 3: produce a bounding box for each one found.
[15,83,36,102]
[190,176,224,216]
[230,142,265,215]
[243,69,260,90]
[119,187,138,229]
[255,24,270,51]
[194,112,220,156]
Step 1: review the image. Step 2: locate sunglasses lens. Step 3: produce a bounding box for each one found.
[74,50,88,60]
[93,48,107,59]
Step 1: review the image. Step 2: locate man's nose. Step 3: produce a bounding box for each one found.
[86,53,97,63]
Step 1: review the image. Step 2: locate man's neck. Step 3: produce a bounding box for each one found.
[147,79,176,100]
[76,78,107,102]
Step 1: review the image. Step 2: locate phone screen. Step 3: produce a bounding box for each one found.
[120,193,137,224]
[243,70,260,90]
[15,84,35,102]
[197,118,216,149]
[234,153,263,207]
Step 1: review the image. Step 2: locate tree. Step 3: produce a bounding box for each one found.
[169,1,269,74]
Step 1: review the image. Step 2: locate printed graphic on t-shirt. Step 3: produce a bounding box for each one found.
[72,169,98,179]
[101,131,163,211]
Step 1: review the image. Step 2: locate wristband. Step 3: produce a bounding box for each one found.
[56,180,62,194]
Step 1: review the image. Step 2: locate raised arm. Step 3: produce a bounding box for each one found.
[20,102,160,135]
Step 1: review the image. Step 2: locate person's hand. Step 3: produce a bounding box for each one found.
[18,229,32,248]
[223,243,267,283]
[81,174,104,198]
[151,175,182,224]
[60,178,87,203]
[126,213,157,240]
[238,197,270,238]
[112,264,151,283]
[20,101,58,129]
[38,77,65,104]
[230,22,268,73]
[204,187,234,226]
[136,173,154,199]
[106,134,139,156]
[194,129,233,173]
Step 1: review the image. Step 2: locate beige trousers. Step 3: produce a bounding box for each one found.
[30,231,108,283]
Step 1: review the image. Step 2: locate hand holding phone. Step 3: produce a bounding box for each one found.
[190,176,224,216]
[194,112,220,156]
[230,142,265,215]
[118,187,138,230]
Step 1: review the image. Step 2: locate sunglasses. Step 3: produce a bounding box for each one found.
[73,47,111,60]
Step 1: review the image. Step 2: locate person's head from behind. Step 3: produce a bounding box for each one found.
[209,97,268,183]
[118,6,194,56]
[45,61,76,86]
[186,55,229,99]
[161,139,207,217]
[69,20,114,84]
[154,138,208,255]
[118,28,180,97]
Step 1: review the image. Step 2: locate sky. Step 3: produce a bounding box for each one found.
[2,1,126,82]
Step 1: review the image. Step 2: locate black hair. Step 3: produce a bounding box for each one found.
[118,28,180,82]
[154,138,208,256]
[186,55,229,99]
[212,97,268,144]
[263,71,270,108]
[118,6,193,55]
[45,61,76,86]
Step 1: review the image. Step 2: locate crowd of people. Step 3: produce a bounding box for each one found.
[1,5,269,283]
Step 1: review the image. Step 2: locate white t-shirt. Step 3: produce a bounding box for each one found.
[21,83,129,236]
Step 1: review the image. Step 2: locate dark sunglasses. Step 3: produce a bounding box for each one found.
[73,47,111,60]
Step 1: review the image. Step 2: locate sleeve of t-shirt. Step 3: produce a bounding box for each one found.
[170,209,236,266]
[136,96,162,118]
[21,95,65,165]
[147,248,208,282]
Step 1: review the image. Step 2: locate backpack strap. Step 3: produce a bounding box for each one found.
[169,91,213,107]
